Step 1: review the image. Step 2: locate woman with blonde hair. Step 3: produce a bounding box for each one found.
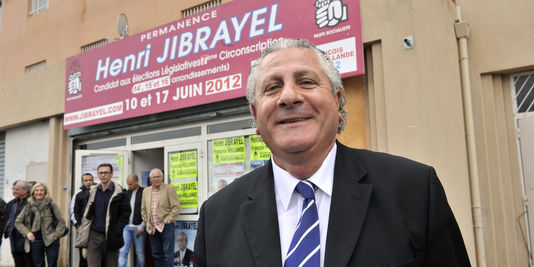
[15,183,66,267]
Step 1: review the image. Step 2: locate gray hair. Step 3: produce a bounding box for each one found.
[178,231,188,244]
[246,38,347,133]
[149,168,163,177]
[15,180,33,193]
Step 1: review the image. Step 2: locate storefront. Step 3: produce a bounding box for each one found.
[64,0,364,265]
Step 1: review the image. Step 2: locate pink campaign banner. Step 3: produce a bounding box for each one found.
[64,0,363,129]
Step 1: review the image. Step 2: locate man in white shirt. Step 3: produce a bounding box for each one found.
[194,38,471,267]
[173,232,193,266]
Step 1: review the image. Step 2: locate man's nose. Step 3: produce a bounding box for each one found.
[277,83,303,108]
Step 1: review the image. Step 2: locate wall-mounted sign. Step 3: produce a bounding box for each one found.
[64,0,363,129]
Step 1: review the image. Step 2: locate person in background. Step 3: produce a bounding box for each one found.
[75,163,131,267]
[4,180,34,267]
[71,173,95,267]
[118,174,145,267]
[15,183,66,267]
[0,197,7,247]
[141,168,181,267]
[174,232,193,267]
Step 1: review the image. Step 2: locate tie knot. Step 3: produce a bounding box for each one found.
[296,181,316,199]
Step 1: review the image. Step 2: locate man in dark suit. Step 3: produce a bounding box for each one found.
[4,180,34,267]
[174,232,193,266]
[193,38,471,266]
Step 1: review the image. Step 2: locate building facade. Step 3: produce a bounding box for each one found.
[0,0,533,266]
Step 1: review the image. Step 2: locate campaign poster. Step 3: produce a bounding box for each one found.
[169,150,199,213]
[174,221,198,267]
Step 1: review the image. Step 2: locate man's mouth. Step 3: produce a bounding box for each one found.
[279,118,308,124]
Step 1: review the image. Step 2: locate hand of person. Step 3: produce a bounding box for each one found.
[26,232,35,241]
[136,228,143,236]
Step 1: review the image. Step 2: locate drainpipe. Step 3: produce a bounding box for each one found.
[454,6,486,267]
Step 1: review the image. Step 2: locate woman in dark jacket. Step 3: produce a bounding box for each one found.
[15,183,66,267]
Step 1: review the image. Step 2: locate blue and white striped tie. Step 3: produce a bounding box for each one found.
[284,181,320,267]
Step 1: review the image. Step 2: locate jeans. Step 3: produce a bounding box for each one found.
[30,239,59,267]
[148,223,175,267]
[119,226,145,267]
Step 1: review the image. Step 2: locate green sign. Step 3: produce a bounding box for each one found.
[212,137,246,164]
[249,134,271,161]
[172,182,198,209]
[169,150,197,179]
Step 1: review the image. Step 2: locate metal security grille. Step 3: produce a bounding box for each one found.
[0,132,5,197]
[82,39,109,52]
[513,72,534,114]
[25,60,46,72]
[182,0,221,17]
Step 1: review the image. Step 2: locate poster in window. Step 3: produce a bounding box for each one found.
[174,221,198,267]
[81,154,124,184]
[212,137,246,192]
[169,150,198,213]
[249,134,271,170]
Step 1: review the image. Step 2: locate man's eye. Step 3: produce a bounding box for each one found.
[300,80,316,87]
[264,85,280,93]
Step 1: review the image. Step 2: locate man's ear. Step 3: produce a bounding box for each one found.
[250,103,257,119]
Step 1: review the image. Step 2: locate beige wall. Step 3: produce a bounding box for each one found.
[0,60,65,130]
[0,0,215,81]
[360,0,476,263]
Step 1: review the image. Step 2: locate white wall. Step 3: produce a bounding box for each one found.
[1,121,49,266]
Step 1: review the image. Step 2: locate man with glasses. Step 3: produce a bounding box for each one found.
[4,180,33,267]
[141,168,181,267]
[75,163,130,267]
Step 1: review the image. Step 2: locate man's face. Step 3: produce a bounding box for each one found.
[12,182,27,199]
[250,48,341,161]
[97,166,113,184]
[177,234,187,250]
[82,175,94,188]
[149,170,163,188]
[127,176,139,190]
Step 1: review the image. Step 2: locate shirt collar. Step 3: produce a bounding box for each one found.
[273,143,337,211]
[97,182,114,192]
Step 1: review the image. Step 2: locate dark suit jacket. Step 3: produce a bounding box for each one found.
[175,248,194,266]
[126,186,144,225]
[194,142,471,267]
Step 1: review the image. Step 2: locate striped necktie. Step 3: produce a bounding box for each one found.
[284,181,320,267]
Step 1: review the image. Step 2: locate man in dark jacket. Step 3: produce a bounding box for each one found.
[70,173,94,267]
[75,163,131,267]
[4,180,34,267]
[118,174,145,267]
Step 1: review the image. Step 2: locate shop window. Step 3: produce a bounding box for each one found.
[207,118,254,134]
[81,39,109,52]
[25,60,46,72]
[132,127,201,144]
[182,0,221,17]
[207,134,271,196]
[513,72,534,114]
[29,0,48,15]
[81,138,127,150]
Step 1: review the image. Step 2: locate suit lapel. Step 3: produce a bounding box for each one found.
[240,162,283,267]
[324,143,372,266]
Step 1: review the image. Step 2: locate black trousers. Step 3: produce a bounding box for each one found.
[12,251,33,267]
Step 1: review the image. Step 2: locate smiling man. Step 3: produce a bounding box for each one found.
[194,39,471,267]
